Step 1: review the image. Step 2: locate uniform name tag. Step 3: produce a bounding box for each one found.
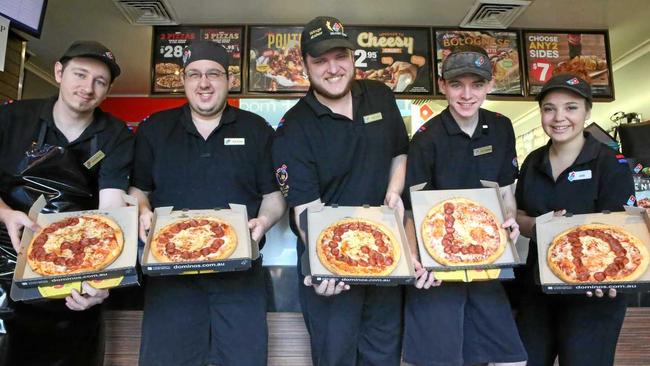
[83,150,105,169]
[568,170,592,182]
[473,145,493,156]
[224,138,245,146]
[363,112,383,124]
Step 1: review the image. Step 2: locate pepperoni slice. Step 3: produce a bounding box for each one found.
[331,248,340,256]
[605,265,619,277]
[475,246,485,254]
[444,220,454,228]
[445,227,455,234]
[385,257,394,266]
[212,227,225,237]
[45,253,56,262]
[378,245,389,253]
[450,245,460,254]
[80,238,91,246]
[593,272,606,281]
[359,260,368,267]
[190,251,201,259]
[372,231,383,240]
[461,247,469,255]
[180,252,191,260]
[443,234,454,242]
[68,217,80,226]
[328,241,338,249]
[375,239,384,247]
[60,241,72,251]
[441,239,452,247]
[570,248,582,257]
[200,248,211,256]
[615,256,629,266]
[572,258,583,267]
[577,272,590,282]
[444,208,454,215]
[165,243,175,252]
[570,239,581,247]
[198,219,209,226]
[361,245,370,253]
[170,225,181,234]
[578,231,588,237]
[443,246,452,254]
[444,202,455,211]
[332,235,341,242]
[54,257,66,266]
[349,224,359,230]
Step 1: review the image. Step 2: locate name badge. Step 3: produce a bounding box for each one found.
[224,138,245,146]
[473,145,493,156]
[568,169,592,182]
[83,150,105,169]
[363,112,383,124]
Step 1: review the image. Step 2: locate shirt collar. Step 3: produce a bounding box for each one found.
[39,96,109,143]
[536,132,600,177]
[180,103,237,137]
[440,107,489,139]
[303,80,363,119]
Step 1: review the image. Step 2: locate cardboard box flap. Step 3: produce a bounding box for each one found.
[122,193,138,206]
[535,211,555,225]
[409,182,428,193]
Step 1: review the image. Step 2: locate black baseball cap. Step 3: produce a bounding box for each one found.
[536,74,593,106]
[60,40,121,81]
[442,50,492,80]
[182,41,230,73]
[301,16,355,57]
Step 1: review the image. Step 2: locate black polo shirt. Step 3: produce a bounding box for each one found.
[0,97,133,202]
[515,132,635,218]
[131,103,277,219]
[404,107,518,209]
[272,79,409,208]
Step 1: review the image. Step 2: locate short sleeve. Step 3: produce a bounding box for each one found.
[596,152,635,212]
[130,120,155,191]
[97,123,134,191]
[272,120,320,208]
[386,91,409,157]
[256,122,280,196]
[514,154,532,212]
[497,116,518,187]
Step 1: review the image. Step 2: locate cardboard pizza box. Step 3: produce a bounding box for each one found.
[12,195,139,290]
[301,204,415,285]
[141,204,258,276]
[409,181,521,272]
[10,272,140,302]
[536,207,650,294]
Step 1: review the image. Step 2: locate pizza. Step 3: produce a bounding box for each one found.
[151,217,237,263]
[547,224,649,283]
[155,62,181,75]
[421,197,507,266]
[155,74,183,89]
[316,218,400,276]
[27,215,124,276]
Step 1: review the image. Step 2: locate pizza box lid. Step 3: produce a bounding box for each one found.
[535,207,650,294]
[10,272,140,302]
[409,181,521,271]
[302,204,415,285]
[140,204,257,276]
[12,195,139,289]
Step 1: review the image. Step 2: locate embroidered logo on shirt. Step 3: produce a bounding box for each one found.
[363,112,383,124]
[83,150,106,169]
[567,170,592,182]
[224,138,245,146]
[473,145,493,156]
[627,195,637,206]
[275,164,289,197]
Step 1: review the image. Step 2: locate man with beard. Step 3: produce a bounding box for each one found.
[129,41,285,366]
[272,16,409,365]
[0,40,131,366]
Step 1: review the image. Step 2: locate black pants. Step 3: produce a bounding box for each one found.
[5,300,104,366]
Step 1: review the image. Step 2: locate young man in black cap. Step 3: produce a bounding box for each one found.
[272,15,409,366]
[515,73,634,365]
[129,41,285,366]
[0,40,132,366]
[402,45,527,366]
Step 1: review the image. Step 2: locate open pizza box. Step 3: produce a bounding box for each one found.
[409,181,521,281]
[141,204,258,276]
[535,207,650,294]
[10,273,140,302]
[12,195,139,292]
[301,204,415,285]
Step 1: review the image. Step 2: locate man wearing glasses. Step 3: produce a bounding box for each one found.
[129,41,285,366]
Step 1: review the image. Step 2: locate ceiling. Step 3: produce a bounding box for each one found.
[14,0,650,139]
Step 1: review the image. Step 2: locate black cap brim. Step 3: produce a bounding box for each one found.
[535,85,591,102]
[304,38,355,57]
[60,54,121,80]
[443,67,492,81]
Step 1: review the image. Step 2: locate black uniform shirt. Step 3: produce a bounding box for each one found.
[0,97,133,198]
[272,80,409,208]
[404,107,518,209]
[515,132,635,218]
[131,103,277,218]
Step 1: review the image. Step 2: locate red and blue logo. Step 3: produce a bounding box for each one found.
[566,77,580,85]
[475,56,485,67]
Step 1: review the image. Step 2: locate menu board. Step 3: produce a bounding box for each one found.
[524,31,612,97]
[347,26,432,93]
[435,29,522,95]
[248,26,309,93]
[152,26,244,94]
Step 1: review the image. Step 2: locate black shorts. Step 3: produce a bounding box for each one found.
[139,260,268,366]
[403,280,527,366]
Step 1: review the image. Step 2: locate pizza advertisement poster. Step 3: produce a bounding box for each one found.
[434,29,523,96]
[303,204,415,285]
[345,26,432,94]
[535,208,650,294]
[13,195,139,289]
[248,25,309,93]
[141,204,257,276]
[409,181,520,271]
[524,30,613,97]
[634,174,650,209]
[152,26,244,94]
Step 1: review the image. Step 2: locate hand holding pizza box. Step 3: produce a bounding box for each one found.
[141,204,258,276]
[11,195,139,301]
[535,207,650,294]
[410,181,521,272]
[304,204,415,285]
